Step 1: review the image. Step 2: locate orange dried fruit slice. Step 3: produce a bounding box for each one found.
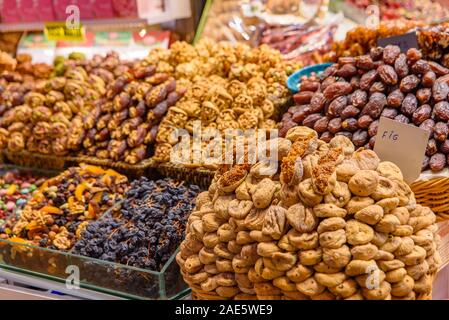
[40,205,62,214]
[92,191,103,203]
[75,183,86,201]
[83,165,105,175]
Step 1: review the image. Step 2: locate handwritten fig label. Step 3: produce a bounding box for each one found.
[377,32,418,52]
[374,117,430,183]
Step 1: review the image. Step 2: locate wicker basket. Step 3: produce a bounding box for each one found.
[67,155,157,179]
[156,162,215,189]
[2,149,68,170]
[411,173,449,221]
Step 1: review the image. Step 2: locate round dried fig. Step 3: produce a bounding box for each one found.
[348,170,379,196]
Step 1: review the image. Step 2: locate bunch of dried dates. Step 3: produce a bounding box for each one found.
[177,126,440,300]
[280,45,449,172]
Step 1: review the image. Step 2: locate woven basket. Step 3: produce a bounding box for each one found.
[2,149,68,170]
[156,162,215,189]
[67,155,157,179]
[411,175,449,221]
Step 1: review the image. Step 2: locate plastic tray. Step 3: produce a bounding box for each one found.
[286,62,333,93]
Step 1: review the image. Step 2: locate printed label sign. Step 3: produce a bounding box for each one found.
[377,32,419,52]
[44,22,85,41]
[374,117,429,183]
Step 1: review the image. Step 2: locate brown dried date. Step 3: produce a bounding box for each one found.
[303,114,323,128]
[421,119,436,138]
[338,57,356,65]
[394,114,410,124]
[386,89,404,108]
[323,82,352,101]
[322,65,338,78]
[370,47,384,61]
[313,117,330,133]
[416,88,431,104]
[400,75,420,93]
[321,76,337,91]
[320,131,334,143]
[301,81,320,92]
[368,120,379,137]
[383,45,401,65]
[422,71,436,88]
[350,89,368,108]
[434,122,448,142]
[335,131,353,140]
[310,93,326,113]
[400,93,418,116]
[336,64,357,78]
[350,76,360,88]
[432,81,449,102]
[342,118,358,132]
[411,60,430,74]
[327,96,348,117]
[369,82,386,94]
[394,53,409,78]
[406,48,422,63]
[378,64,398,85]
[360,70,378,90]
[433,101,449,121]
[279,121,296,137]
[369,136,376,148]
[293,91,314,104]
[429,153,446,172]
[328,118,343,134]
[441,140,449,154]
[352,129,368,147]
[358,115,374,129]
[428,61,449,76]
[412,104,432,125]
[292,105,311,122]
[356,55,375,70]
[341,105,360,119]
[381,107,398,119]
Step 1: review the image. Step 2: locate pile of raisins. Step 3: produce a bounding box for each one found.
[280,45,449,172]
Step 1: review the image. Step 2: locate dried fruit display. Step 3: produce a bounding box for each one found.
[74,177,200,269]
[141,40,295,168]
[0,164,128,250]
[280,45,449,172]
[76,63,184,164]
[0,170,46,222]
[177,127,440,300]
[0,52,125,156]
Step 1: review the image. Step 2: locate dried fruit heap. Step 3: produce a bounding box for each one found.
[73,177,200,270]
[141,40,295,168]
[177,126,440,300]
[280,45,449,172]
[2,164,128,250]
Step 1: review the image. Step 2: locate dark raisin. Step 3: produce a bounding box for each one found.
[368,136,376,149]
[322,65,338,78]
[356,55,375,70]
[321,76,337,91]
[350,76,360,88]
[338,57,356,65]
[341,118,358,132]
[292,105,311,123]
[301,81,320,92]
[335,131,353,140]
[422,71,436,88]
[422,155,430,170]
[428,61,449,76]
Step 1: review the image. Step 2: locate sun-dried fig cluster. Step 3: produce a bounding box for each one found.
[281,45,449,172]
[177,126,440,300]
[140,40,295,168]
[0,52,125,156]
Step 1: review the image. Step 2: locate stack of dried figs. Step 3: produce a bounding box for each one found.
[280,45,449,172]
[177,126,440,300]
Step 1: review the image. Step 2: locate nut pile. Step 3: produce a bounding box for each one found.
[77,64,184,164]
[73,177,200,270]
[140,40,295,168]
[280,45,449,172]
[1,164,128,250]
[0,52,126,156]
[177,126,440,300]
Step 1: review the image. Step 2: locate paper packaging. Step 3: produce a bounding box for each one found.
[374,117,430,183]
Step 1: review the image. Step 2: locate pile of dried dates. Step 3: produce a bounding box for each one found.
[280,45,449,172]
[178,126,440,300]
[1,164,128,250]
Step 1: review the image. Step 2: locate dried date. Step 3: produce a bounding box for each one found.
[370,47,384,61]
[313,117,330,133]
[381,107,398,119]
[394,53,409,78]
[342,118,358,132]
[356,55,375,70]
[292,106,311,123]
[322,65,338,78]
[327,96,348,117]
[369,82,386,93]
[303,114,323,128]
[368,120,379,137]
[369,136,376,148]
[428,61,449,76]
[400,93,418,116]
[422,155,430,170]
[386,89,404,108]
[411,60,430,74]
[350,76,360,88]
[335,131,353,140]
[394,114,410,124]
[432,81,449,102]
[416,88,431,104]
[400,75,420,93]
[420,119,436,137]
[323,82,353,101]
[350,89,368,108]
[352,129,368,147]
[300,81,320,92]
[433,101,449,121]
[434,122,448,142]
[378,64,398,85]
[337,64,357,78]
[321,76,337,91]
[310,93,326,113]
[328,118,343,134]
[320,131,334,143]
[293,91,314,104]
[360,70,378,90]
[341,105,360,119]
[412,104,432,125]
[406,48,422,63]
[358,115,374,129]
[383,45,401,65]
[429,153,446,172]
[440,140,449,154]
[422,71,436,88]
